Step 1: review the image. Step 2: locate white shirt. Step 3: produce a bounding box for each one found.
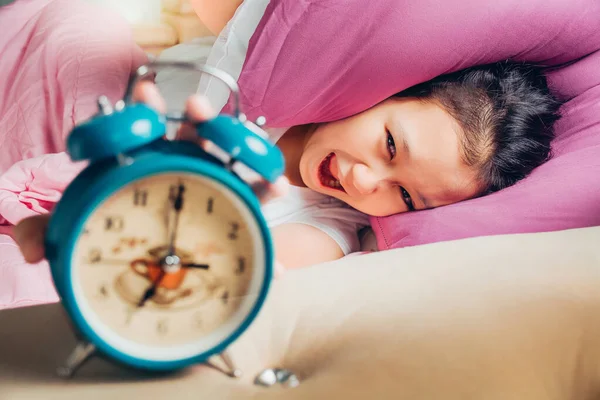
[261,185,370,255]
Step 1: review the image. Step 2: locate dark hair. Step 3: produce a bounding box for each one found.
[397,60,562,194]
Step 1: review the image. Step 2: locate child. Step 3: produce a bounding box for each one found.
[15,60,561,270]
[13,2,562,272]
[191,1,561,269]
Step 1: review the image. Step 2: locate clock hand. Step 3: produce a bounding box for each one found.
[167,182,185,257]
[182,262,210,270]
[86,257,209,270]
[136,268,166,308]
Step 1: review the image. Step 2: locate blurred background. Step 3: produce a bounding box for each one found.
[80,0,223,132]
[83,0,214,56]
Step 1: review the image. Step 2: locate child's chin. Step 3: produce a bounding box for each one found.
[325,189,348,203]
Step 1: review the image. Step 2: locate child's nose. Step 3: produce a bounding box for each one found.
[350,163,380,195]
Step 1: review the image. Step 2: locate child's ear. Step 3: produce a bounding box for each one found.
[188,0,242,36]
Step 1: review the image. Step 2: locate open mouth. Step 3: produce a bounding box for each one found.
[318,153,345,192]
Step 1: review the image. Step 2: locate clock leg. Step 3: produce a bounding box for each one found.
[219,350,243,378]
[56,341,97,378]
[204,350,243,378]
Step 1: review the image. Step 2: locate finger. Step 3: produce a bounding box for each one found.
[269,176,291,199]
[13,215,51,263]
[175,123,199,142]
[177,95,217,143]
[131,80,167,113]
[250,176,290,205]
[182,94,288,204]
[185,95,216,123]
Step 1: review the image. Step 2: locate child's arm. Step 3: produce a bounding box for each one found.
[189,0,243,35]
[271,224,345,270]
[13,85,290,267]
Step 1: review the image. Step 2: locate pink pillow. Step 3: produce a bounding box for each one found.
[234,0,600,249]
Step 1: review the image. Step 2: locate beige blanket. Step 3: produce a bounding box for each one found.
[2,226,600,399]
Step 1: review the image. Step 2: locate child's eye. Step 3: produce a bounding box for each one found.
[400,186,415,211]
[386,130,396,160]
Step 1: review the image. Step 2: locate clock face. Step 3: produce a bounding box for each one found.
[70,172,267,361]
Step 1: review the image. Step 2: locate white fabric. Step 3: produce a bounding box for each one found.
[193,1,370,255]
[156,36,217,112]
[262,186,370,255]
[196,0,270,113]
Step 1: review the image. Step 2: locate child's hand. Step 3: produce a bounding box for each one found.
[14,81,289,265]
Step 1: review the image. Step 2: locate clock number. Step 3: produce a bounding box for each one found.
[235,257,246,275]
[97,283,109,299]
[207,197,214,214]
[221,290,230,305]
[133,189,148,207]
[157,319,168,336]
[228,222,239,240]
[88,248,102,264]
[104,216,124,232]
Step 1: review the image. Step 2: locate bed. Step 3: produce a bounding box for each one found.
[3,226,600,398]
[1,0,600,397]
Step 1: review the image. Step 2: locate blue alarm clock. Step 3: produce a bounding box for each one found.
[45,62,284,378]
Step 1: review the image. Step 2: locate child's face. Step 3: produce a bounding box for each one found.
[298,97,482,216]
